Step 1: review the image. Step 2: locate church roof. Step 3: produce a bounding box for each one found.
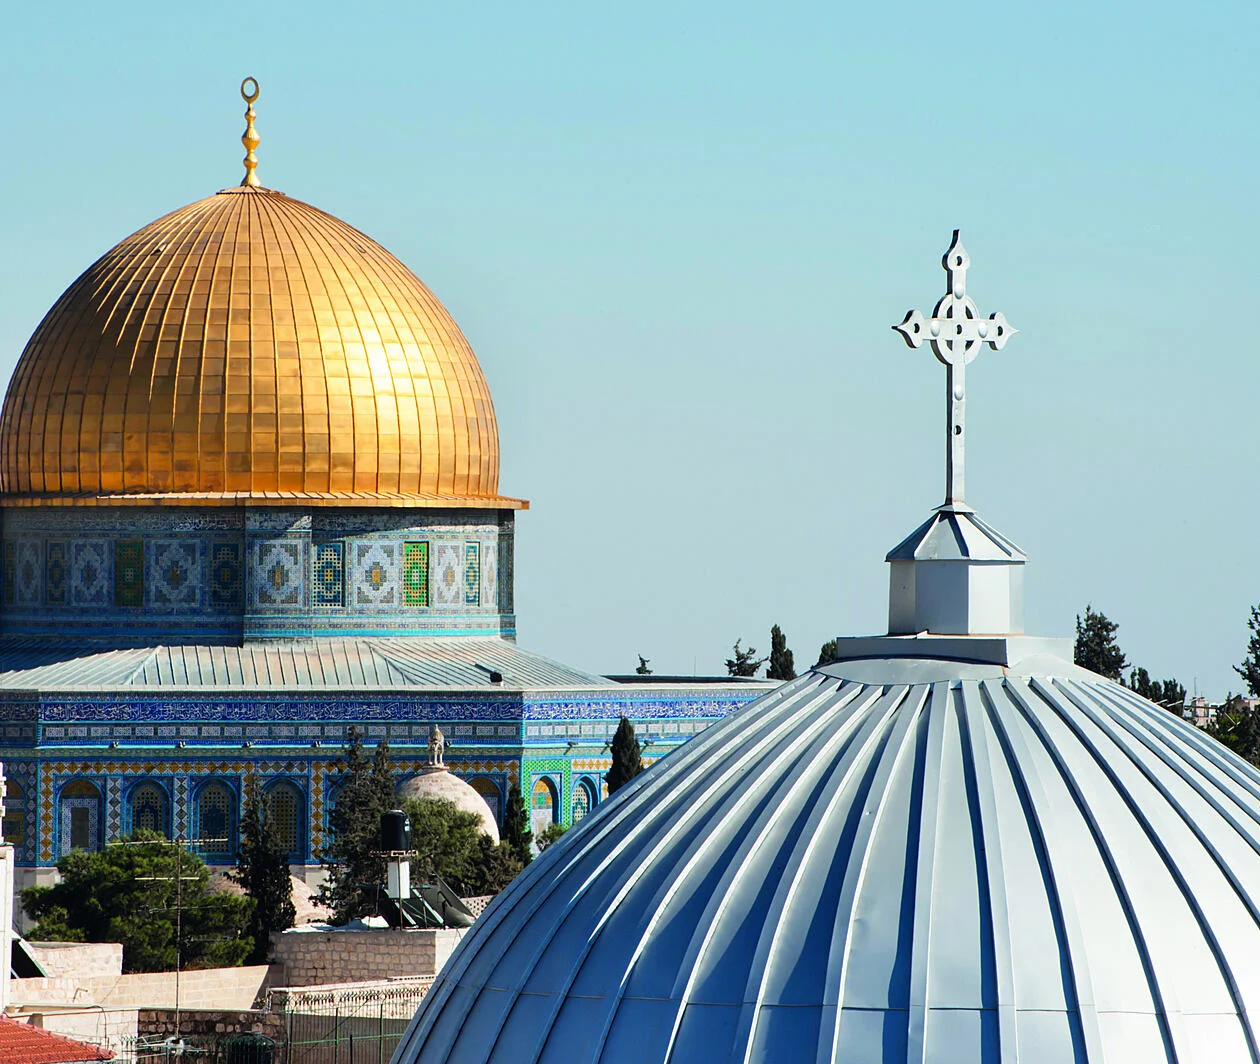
[395,654,1260,1062]
[0,637,614,690]
[0,81,521,509]
[390,233,1259,1063]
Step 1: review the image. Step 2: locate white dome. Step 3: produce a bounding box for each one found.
[399,768,500,843]
[392,641,1260,1063]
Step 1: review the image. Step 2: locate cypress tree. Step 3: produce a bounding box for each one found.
[317,726,395,923]
[815,639,840,667]
[767,624,796,681]
[1236,604,1260,698]
[606,716,644,794]
[232,771,295,964]
[502,782,532,866]
[1073,605,1127,681]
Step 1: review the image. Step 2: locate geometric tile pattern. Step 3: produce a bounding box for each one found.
[313,542,344,608]
[463,542,480,606]
[353,542,398,607]
[151,540,200,607]
[483,541,498,611]
[433,542,462,606]
[402,541,429,607]
[71,540,109,607]
[15,540,41,605]
[114,540,144,607]
[106,777,122,843]
[209,541,243,608]
[254,540,303,608]
[45,541,68,606]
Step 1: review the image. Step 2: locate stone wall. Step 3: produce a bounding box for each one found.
[269,929,464,988]
[138,1008,284,1043]
[26,941,122,979]
[10,964,270,1011]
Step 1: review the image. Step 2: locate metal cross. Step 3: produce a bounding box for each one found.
[893,230,1016,510]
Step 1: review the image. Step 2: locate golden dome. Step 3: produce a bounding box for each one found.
[0,186,523,508]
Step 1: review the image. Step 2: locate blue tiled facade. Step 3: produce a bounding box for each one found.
[0,685,763,868]
[0,501,769,875]
[0,506,517,641]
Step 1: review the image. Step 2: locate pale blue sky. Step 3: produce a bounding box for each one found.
[1,0,1256,695]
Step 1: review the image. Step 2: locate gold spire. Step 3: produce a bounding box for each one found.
[240,77,260,188]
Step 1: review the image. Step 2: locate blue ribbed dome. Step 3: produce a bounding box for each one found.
[393,646,1260,1063]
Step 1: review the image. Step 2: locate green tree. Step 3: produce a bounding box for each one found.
[536,823,567,851]
[606,716,644,794]
[501,783,532,867]
[767,624,796,681]
[816,639,840,667]
[405,796,522,896]
[317,727,397,924]
[635,655,653,676]
[1127,667,1187,713]
[1208,695,1260,765]
[232,773,295,964]
[1236,605,1260,698]
[725,639,766,678]
[1074,605,1128,680]
[23,834,251,973]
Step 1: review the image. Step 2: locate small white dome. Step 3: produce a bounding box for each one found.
[398,768,500,843]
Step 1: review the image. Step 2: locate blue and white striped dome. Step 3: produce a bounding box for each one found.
[393,644,1260,1063]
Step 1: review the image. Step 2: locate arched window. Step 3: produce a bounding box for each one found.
[469,777,502,825]
[59,779,102,855]
[265,782,303,860]
[195,783,236,859]
[571,777,596,823]
[129,782,169,838]
[3,779,24,846]
[531,777,557,838]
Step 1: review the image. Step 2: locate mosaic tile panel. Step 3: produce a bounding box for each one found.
[115,541,145,607]
[107,777,122,842]
[3,542,13,606]
[209,541,243,607]
[353,542,398,607]
[71,541,109,607]
[464,542,481,607]
[403,541,429,607]
[15,540,41,605]
[313,542,344,608]
[433,543,462,607]
[254,540,304,608]
[151,540,200,607]
[45,542,68,606]
[483,542,498,610]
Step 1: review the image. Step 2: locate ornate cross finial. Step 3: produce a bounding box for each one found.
[893,231,1016,510]
[240,77,261,188]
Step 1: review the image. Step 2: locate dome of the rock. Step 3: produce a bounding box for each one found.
[0,186,512,505]
[399,766,501,844]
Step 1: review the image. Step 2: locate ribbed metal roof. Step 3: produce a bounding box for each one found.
[0,638,613,690]
[395,649,1260,1063]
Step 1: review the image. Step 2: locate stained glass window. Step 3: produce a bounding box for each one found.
[266,783,302,858]
[572,779,594,823]
[3,780,23,845]
[131,783,169,837]
[197,783,235,857]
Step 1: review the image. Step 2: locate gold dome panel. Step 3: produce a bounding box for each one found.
[0,186,524,507]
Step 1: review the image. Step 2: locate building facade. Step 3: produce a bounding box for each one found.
[0,84,769,891]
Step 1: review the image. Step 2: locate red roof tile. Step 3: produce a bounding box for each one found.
[0,1018,113,1064]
